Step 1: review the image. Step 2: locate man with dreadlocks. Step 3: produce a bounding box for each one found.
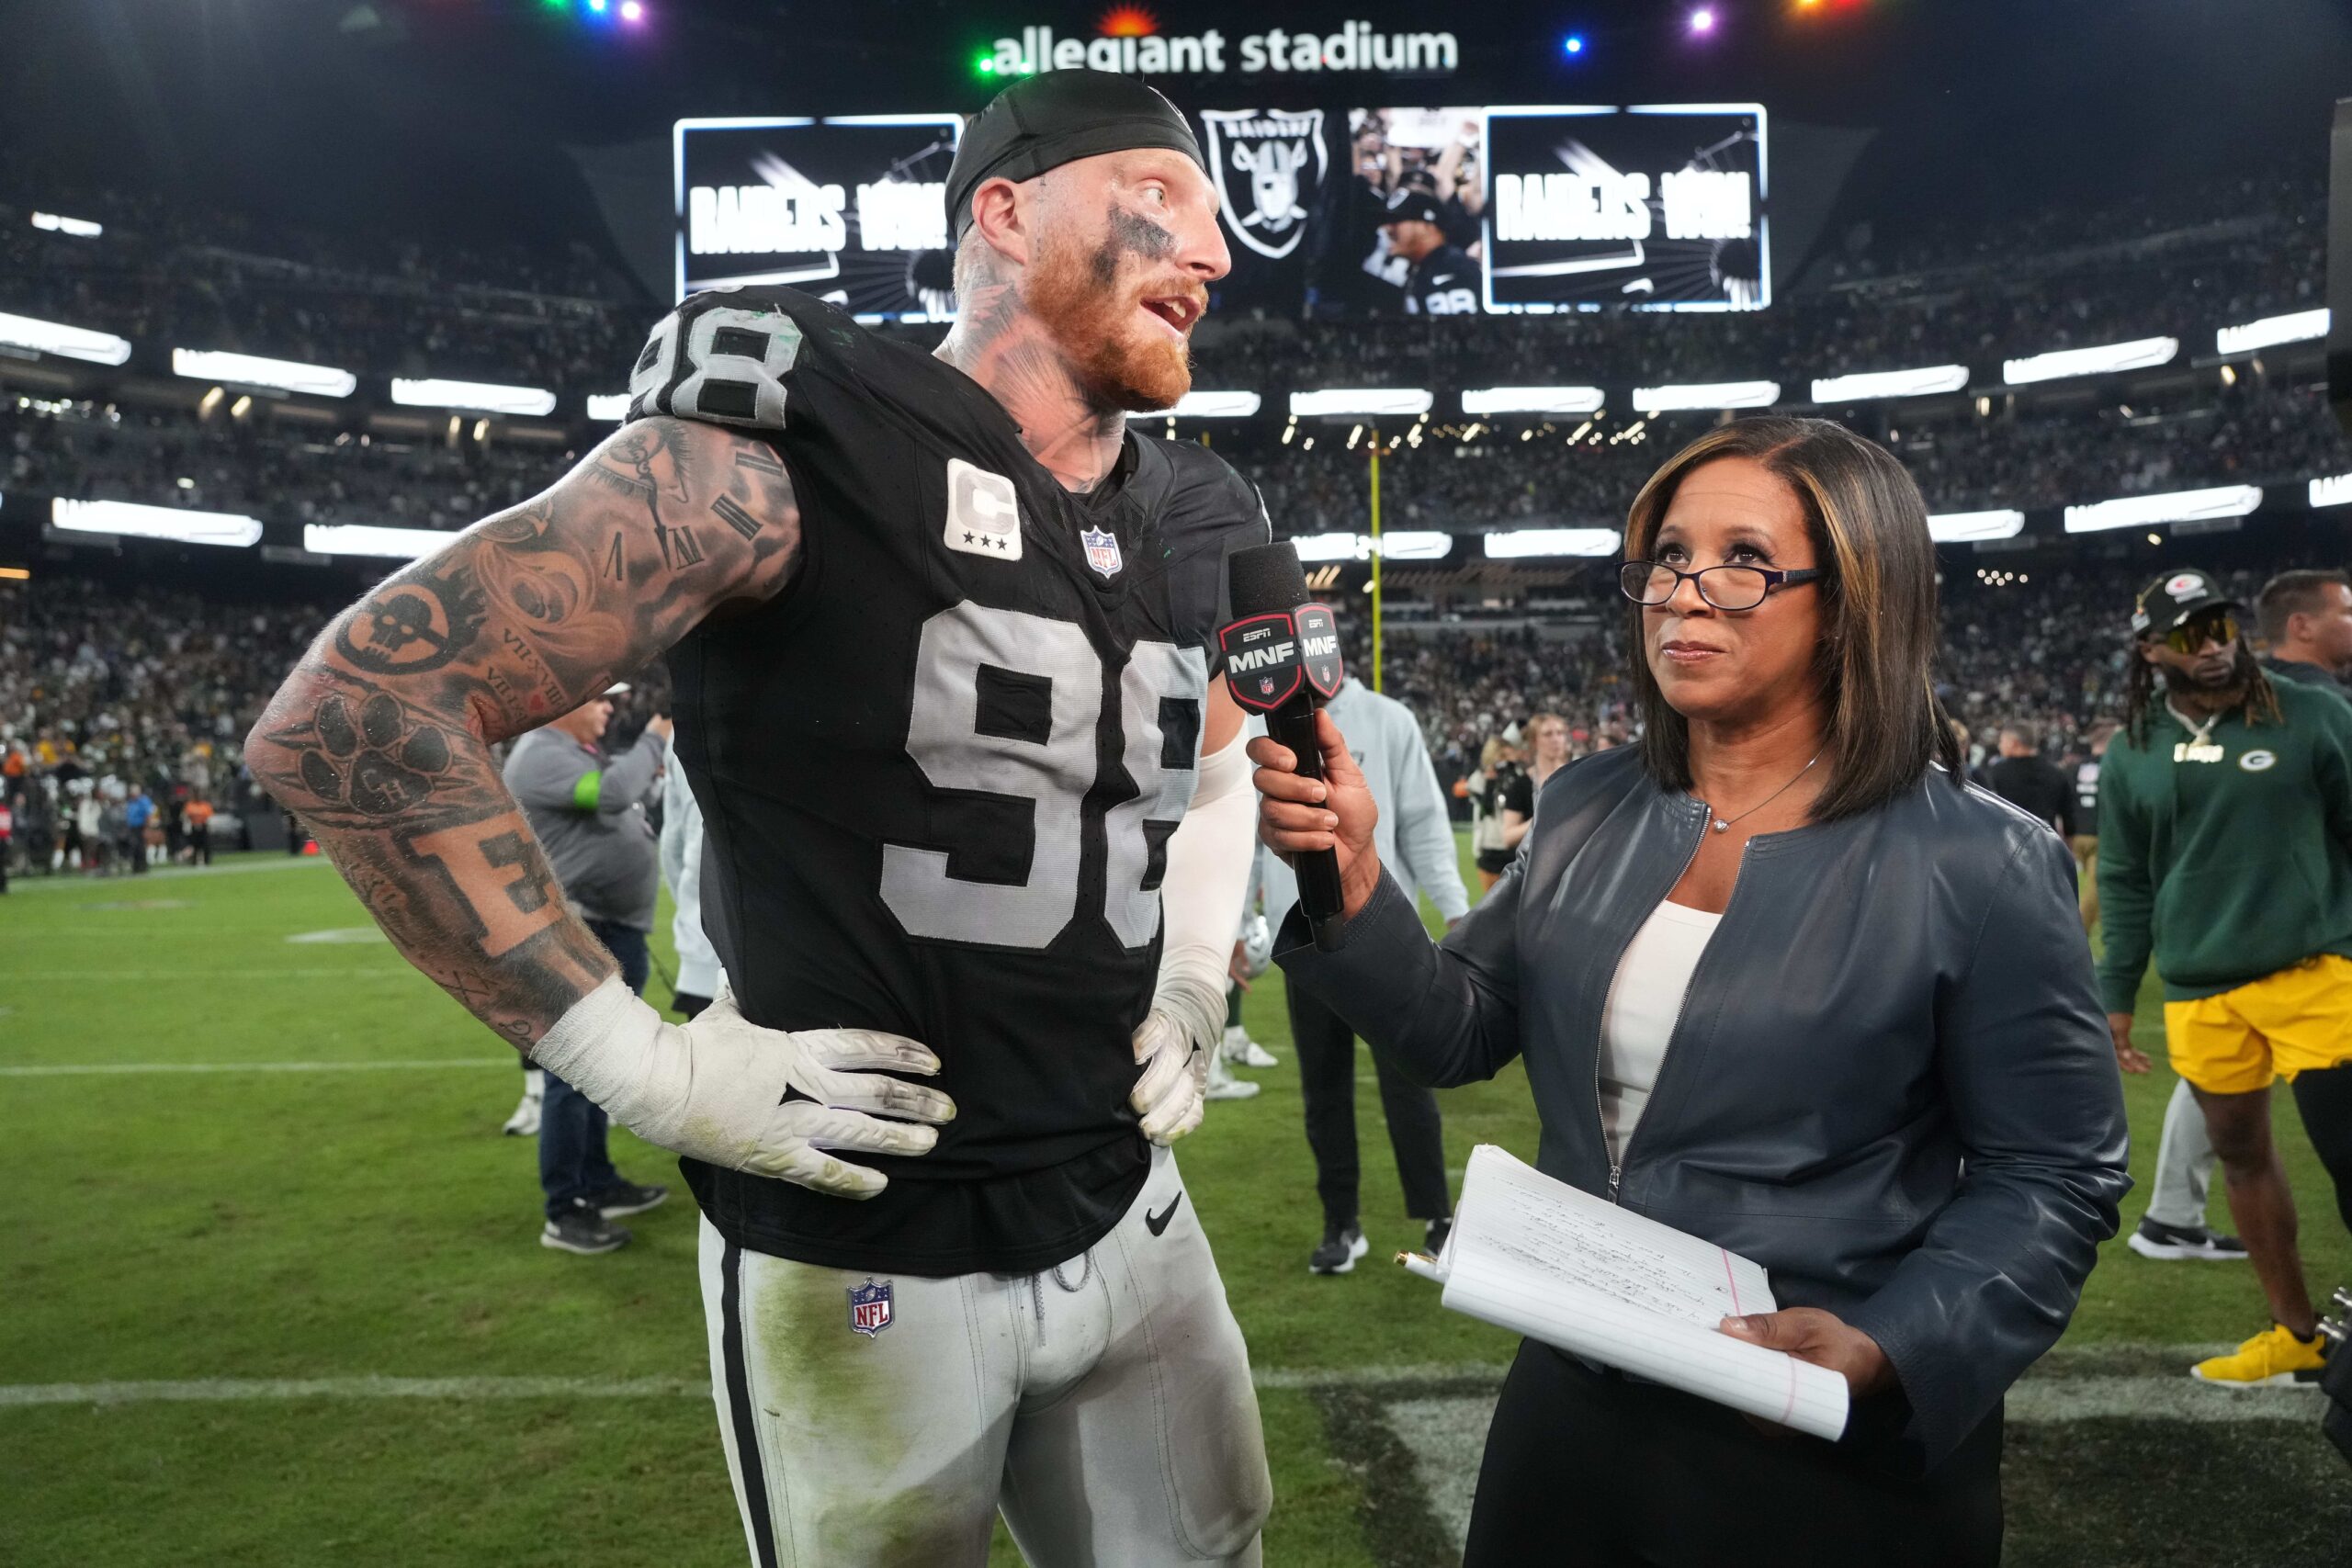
[2098,567,2352,1388]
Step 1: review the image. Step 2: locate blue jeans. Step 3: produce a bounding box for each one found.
[539,919,650,1221]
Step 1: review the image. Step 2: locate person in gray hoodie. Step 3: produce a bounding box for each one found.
[504,687,673,1254]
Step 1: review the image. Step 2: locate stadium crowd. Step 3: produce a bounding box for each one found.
[5,552,2324,879]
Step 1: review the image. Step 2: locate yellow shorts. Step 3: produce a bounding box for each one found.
[2163,953,2352,1096]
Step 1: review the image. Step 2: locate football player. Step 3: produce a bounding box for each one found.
[249,70,1272,1567]
[1382,188,1483,316]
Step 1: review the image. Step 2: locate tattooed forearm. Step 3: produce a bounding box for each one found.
[248,416,802,1048]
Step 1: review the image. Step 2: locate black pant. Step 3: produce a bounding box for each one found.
[1287,978,1450,1227]
[1466,1342,2003,1567]
[188,825,211,866]
[2290,1063,2352,1238]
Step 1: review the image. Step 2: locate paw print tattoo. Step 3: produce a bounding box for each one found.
[277,689,457,822]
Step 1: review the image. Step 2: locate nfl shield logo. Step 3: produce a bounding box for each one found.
[1258,675,1277,697]
[1080,526,1123,579]
[847,1278,893,1337]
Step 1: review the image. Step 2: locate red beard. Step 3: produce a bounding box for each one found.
[1027,224,1194,412]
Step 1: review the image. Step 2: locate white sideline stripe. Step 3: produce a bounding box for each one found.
[28,969,420,981]
[0,1058,514,1077]
[0,1376,707,1408]
[6,858,337,891]
[0,1355,2298,1416]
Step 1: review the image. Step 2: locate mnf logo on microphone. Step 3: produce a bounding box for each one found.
[1218,603,1343,714]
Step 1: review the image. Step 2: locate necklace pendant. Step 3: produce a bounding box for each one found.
[1711,818,1729,833]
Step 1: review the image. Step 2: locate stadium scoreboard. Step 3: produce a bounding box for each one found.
[673,103,1767,320]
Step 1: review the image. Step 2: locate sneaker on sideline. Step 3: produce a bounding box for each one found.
[2128,1215,2249,1261]
[2189,1324,2328,1388]
[1309,1222,1369,1275]
[501,1068,545,1137]
[1204,1048,1261,1101]
[1221,1025,1279,1068]
[542,1201,631,1256]
[593,1179,670,1219]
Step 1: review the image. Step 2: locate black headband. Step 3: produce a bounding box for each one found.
[945,70,1206,241]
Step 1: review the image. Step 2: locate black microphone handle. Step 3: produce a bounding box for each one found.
[1266,700,1349,953]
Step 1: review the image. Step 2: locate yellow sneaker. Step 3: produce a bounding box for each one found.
[2189,1325,2329,1388]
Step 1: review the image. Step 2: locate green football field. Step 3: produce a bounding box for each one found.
[3,837,2347,1567]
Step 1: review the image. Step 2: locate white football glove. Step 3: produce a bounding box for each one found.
[529,976,954,1199]
[1129,970,1223,1146]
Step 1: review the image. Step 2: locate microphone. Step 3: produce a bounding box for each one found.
[1221,542,1348,953]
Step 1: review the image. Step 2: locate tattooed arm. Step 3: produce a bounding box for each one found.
[247,416,798,1047]
[254,416,952,1192]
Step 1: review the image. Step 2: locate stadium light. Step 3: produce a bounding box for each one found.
[1380,531,1454,560]
[1809,366,1971,403]
[1483,528,1621,558]
[29,211,102,238]
[390,378,559,418]
[51,497,263,548]
[172,348,356,400]
[2063,484,2263,535]
[1562,33,1586,56]
[304,524,454,560]
[2309,473,2352,510]
[2002,336,2177,387]
[1630,380,1779,412]
[2215,309,2329,355]
[1926,509,2026,544]
[1283,532,1454,562]
[1461,386,1605,416]
[585,393,632,422]
[0,310,132,367]
[1689,7,1716,34]
[1170,390,1262,418]
[1288,389,1435,418]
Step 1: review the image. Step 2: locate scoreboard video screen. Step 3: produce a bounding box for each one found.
[673,115,963,321]
[670,103,1766,320]
[1478,106,1766,311]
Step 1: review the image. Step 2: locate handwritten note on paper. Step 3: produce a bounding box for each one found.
[1462,1144,1776,1325]
[1421,1145,1849,1441]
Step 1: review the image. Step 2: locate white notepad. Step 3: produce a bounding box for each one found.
[1406,1145,1850,1441]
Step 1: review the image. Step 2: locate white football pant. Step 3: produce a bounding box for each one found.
[698,1143,1272,1567]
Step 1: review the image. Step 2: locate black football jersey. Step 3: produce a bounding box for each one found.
[624,287,1268,1276]
[1402,244,1481,316]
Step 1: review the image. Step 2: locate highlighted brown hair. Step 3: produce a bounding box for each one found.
[1621,417,1963,821]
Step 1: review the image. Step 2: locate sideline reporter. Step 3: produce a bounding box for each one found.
[1252,419,2129,1566]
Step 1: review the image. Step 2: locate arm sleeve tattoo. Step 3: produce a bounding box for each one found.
[247,417,801,1045]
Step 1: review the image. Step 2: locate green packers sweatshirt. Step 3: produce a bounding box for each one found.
[2095,674,2352,1015]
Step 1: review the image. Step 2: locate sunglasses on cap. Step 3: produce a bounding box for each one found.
[2160,610,2238,655]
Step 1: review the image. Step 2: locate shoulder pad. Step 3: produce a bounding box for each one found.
[1155,439,1272,551]
[625,288,853,432]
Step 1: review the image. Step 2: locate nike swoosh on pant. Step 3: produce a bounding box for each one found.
[1146,1194,1183,1236]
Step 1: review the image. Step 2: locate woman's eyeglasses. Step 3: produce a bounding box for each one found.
[1618,560,1827,612]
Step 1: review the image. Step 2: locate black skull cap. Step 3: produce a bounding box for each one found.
[945,70,1206,241]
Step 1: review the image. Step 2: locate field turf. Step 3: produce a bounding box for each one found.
[3,839,2347,1566]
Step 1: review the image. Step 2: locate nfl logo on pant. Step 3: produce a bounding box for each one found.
[847,1277,894,1337]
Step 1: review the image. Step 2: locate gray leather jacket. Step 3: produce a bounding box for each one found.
[1280,746,2131,1471]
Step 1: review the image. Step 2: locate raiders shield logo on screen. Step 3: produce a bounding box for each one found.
[1201,109,1329,261]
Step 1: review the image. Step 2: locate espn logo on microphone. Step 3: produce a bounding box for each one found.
[1218,602,1342,714]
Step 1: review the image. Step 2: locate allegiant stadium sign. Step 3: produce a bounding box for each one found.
[987,21,1459,77]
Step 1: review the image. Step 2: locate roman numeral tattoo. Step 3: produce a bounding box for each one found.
[711,493,763,542]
